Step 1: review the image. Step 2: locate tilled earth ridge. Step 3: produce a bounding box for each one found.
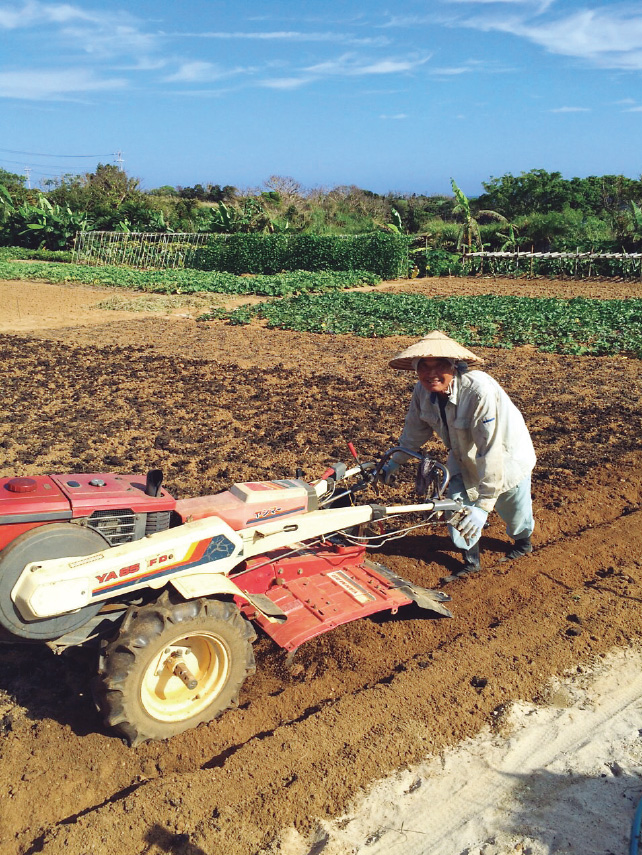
[0,276,641,855]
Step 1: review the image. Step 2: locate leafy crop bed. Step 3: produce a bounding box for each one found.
[206,291,642,357]
[0,260,380,296]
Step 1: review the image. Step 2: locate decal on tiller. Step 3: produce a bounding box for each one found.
[245,505,306,526]
[69,552,106,569]
[91,535,236,596]
[254,507,281,519]
[96,562,141,585]
[245,482,284,492]
[94,553,174,585]
[327,570,375,605]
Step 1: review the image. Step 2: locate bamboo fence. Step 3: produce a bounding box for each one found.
[72,232,211,269]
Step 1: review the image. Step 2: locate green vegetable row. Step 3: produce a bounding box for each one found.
[0,246,73,263]
[199,292,642,357]
[0,261,380,297]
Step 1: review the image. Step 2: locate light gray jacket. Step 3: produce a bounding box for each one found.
[394,370,536,513]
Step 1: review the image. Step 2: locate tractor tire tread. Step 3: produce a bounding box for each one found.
[95,592,256,745]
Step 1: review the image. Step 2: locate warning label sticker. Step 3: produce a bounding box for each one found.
[327,570,375,604]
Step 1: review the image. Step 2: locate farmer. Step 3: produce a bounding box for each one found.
[382,331,536,578]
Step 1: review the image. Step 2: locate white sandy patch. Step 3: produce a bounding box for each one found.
[268,647,642,855]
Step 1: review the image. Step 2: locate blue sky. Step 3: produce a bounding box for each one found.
[1,0,640,196]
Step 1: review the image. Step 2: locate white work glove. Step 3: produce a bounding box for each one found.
[456,506,488,543]
[380,460,400,485]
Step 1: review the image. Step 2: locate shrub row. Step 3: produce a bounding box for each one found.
[190,232,411,279]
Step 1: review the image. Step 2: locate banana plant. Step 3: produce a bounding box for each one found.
[385,208,404,234]
[451,178,507,252]
[210,201,237,233]
[209,199,276,234]
[498,223,521,251]
[1,189,90,249]
[629,201,642,238]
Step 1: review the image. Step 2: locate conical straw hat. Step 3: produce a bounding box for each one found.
[389,330,483,371]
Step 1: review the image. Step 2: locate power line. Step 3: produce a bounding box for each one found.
[0,156,105,170]
[17,168,86,179]
[0,147,115,158]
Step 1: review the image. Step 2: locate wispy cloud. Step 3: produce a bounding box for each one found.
[380,15,433,28]
[164,61,255,84]
[305,53,430,76]
[0,68,126,100]
[429,66,472,76]
[63,24,162,58]
[0,1,163,60]
[444,3,642,70]
[181,30,389,47]
[380,113,408,119]
[259,76,316,90]
[429,58,512,77]
[381,2,552,29]
[550,106,591,112]
[0,1,103,29]
[253,52,431,90]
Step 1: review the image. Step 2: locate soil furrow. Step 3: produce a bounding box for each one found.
[0,278,641,855]
[1,461,641,848]
[14,507,642,855]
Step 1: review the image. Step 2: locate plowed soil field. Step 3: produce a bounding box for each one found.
[0,276,641,855]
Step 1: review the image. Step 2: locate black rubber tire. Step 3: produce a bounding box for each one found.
[0,523,108,640]
[95,591,257,745]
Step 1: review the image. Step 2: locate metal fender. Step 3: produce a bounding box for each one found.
[12,517,244,621]
[170,573,287,624]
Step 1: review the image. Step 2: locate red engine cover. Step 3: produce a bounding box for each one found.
[0,473,175,552]
[50,473,175,517]
[0,475,70,516]
[0,475,71,552]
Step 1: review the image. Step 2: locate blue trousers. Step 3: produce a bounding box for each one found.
[447,473,535,551]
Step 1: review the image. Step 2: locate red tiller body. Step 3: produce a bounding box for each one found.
[235,543,416,651]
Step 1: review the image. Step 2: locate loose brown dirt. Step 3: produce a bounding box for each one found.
[0,276,641,855]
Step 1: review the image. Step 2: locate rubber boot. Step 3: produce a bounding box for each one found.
[457,541,481,576]
[499,536,533,563]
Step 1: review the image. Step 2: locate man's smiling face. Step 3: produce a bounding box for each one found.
[416,357,456,396]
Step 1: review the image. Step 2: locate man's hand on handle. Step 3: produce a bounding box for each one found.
[455,505,488,543]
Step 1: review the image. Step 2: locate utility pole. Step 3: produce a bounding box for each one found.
[24,166,31,189]
[115,150,124,169]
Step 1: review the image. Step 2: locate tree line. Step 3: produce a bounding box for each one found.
[0,164,641,255]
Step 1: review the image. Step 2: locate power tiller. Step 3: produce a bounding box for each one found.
[0,446,467,744]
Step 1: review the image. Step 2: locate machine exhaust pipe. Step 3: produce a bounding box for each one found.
[145,469,163,497]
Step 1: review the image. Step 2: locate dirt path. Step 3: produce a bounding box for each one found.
[0,276,641,855]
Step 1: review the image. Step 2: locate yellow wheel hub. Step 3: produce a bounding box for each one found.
[141,631,231,722]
